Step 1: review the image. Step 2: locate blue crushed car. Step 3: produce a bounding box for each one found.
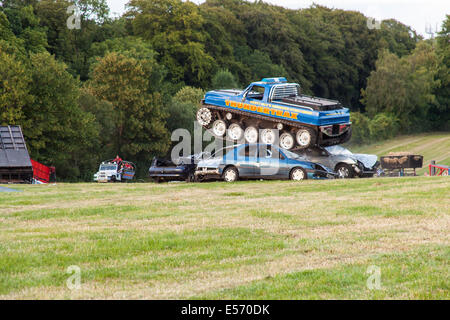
[195,144,335,182]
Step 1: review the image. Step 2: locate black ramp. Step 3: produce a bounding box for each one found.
[0,126,33,183]
[0,126,32,168]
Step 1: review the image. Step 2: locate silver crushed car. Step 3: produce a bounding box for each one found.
[296,145,379,179]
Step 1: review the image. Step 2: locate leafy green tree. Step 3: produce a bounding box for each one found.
[240,50,286,81]
[369,113,399,141]
[362,43,439,132]
[22,52,99,180]
[78,88,115,162]
[167,86,204,134]
[349,112,371,145]
[35,0,116,80]
[2,4,48,54]
[435,15,450,130]
[87,52,170,163]
[0,49,33,125]
[127,0,215,87]
[89,36,167,93]
[211,69,238,89]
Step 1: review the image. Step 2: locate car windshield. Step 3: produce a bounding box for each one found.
[326,145,353,156]
[280,148,304,160]
[211,146,237,158]
[100,165,116,171]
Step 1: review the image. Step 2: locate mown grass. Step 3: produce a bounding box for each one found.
[198,245,449,300]
[0,176,448,299]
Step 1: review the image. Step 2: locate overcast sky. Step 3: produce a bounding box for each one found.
[107,0,449,38]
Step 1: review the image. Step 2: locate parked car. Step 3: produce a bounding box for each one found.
[296,145,379,179]
[195,144,335,182]
[149,157,197,183]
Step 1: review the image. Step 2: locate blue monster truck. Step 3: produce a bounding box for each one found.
[196,77,352,150]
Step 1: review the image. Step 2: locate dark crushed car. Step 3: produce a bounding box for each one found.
[149,157,197,183]
[296,145,380,178]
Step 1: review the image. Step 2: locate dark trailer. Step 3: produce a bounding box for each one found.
[0,126,33,184]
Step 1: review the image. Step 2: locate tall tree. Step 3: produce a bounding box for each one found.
[87,52,170,162]
[362,42,440,132]
[0,49,32,125]
[23,52,99,179]
[127,0,215,87]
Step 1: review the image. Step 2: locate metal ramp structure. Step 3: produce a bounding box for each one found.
[0,126,33,183]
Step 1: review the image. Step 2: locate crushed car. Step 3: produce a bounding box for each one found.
[148,153,210,183]
[149,157,197,183]
[195,144,335,182]
[296,145,379,179]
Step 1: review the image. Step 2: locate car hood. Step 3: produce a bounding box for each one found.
[197,158,222,168]
[351,154,378,169]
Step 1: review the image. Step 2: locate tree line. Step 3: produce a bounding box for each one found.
[0,0,448,180]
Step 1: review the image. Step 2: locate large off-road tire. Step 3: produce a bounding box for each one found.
[212,120,227,137]
[280,132,295,150]
[335,163,354,179]
[290,167,307,181]
[223,166,239,183]
[261,129,277,145]
[197,107,212,126]
[244,126,259,144]
[227,123,244,141]
[296,128,316,149]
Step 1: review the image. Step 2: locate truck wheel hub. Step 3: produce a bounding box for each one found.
[212,120,227,137]
[261,129,276,145]
[197,108,212,126]
[280,132,294,150]
[228,124,244,141]
[244,127,258,144]
[297,130,312,147]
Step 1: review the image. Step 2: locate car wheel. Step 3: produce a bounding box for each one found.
[296,128,315,149]
[223,167,239,182]
[290,167,307,181]
[336,164,354,179]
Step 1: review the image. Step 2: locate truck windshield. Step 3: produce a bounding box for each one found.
[100,165,116,171]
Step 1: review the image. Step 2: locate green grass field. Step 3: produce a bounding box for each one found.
[1,176,449,300]
[0,133,449,300]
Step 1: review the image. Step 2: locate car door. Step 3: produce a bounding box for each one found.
[236,145,259,177]
[257,145,283,179]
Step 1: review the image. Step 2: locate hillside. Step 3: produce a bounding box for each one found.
[351,132,450,175]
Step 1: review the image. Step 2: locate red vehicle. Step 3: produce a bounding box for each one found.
[31,159,56,184]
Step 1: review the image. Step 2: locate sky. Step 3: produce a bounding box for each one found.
[107,0,449,38]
